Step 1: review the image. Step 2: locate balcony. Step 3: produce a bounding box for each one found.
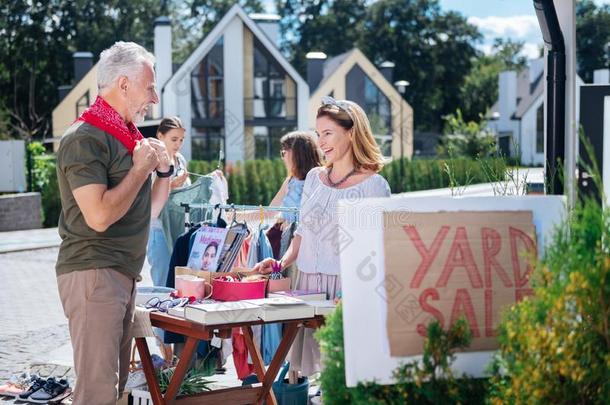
[244,97,297,123]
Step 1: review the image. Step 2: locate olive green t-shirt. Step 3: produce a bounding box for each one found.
[55,121,151,279]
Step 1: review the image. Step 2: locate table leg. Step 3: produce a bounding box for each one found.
[135,337,165,405]
[164,336,199,402]
[258,323,300,404]
[242,326,277,405]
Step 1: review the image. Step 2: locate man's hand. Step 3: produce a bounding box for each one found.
[147,138,171,172]
[133,139,159,174]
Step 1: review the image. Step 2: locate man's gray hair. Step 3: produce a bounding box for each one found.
[97,41,155,90]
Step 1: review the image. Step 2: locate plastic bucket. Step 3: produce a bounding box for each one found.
[272,362,309,405]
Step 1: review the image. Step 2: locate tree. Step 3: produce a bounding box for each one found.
[357,0,481,131]
[576,0,610,83]
[437,109,496,158]
[459,38,527,123]
[0,0,166,140]
[275,0,367,75]
[172,0,264,64]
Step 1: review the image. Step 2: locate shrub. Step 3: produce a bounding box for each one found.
[488,194,610,404]
[437,110,497,159]
[315,303,487,405]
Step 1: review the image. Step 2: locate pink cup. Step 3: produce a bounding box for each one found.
[175,275,208,299]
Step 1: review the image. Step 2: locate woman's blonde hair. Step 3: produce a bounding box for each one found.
[316,99,385,173]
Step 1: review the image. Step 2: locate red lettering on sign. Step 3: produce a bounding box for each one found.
[481,227,513,288]
[509,227,536,288]
[450,288,480,338]
[417,288,444,337]
[404,225,450,288]
[485,289,495,337]
[437,227,483,288]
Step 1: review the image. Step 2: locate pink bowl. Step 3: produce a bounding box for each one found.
[212,279,266,301]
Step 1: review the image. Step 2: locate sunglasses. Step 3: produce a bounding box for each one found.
[319,96,354,119]
[144,296,191,312]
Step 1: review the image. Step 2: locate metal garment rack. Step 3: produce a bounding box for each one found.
[180,202,299,230]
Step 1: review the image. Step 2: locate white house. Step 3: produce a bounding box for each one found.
[52,5,309,163]
[487,58,585,166]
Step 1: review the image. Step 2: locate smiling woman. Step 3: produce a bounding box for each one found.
[253,96,391,377]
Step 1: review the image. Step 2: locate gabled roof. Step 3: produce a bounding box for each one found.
[320,50,353,88]
[513,70,544,119]
[162,4,306,94]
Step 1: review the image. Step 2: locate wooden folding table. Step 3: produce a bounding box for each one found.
[135,312,324,405]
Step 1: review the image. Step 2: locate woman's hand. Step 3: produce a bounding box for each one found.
[170,169,189,189]
[253,258,276,275]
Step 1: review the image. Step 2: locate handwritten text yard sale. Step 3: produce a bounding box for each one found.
[383,211,536,356]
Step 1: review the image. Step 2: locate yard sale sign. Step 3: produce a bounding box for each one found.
[383,211,536,356]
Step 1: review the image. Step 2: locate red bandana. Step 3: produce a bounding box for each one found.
[77,96,143,154]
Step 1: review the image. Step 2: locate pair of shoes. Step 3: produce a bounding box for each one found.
[26,377,70,403]
[0,372,37,397]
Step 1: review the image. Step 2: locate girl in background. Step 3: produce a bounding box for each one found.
[148,116,191,286]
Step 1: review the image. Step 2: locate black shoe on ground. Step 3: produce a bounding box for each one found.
[17,377,46,400]
[28,377,69,403]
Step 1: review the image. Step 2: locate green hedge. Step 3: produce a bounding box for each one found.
[28,143,61,228]
[379,157,507,194]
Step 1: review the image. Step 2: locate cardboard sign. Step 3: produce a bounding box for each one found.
[383,211,536,357]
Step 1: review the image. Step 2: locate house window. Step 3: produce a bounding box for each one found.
[191,38,224,121]
[245,39,296,121]
[191,126,224,161]
[251,126,296,159]
[536,104,544,153]
[364,76,391,135]
[75,91,90,117]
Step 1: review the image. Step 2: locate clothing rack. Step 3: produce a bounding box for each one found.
[180,202,299,230]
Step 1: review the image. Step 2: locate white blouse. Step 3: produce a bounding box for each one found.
[295,166,391,275]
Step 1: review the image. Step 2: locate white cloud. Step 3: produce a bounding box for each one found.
[468,15,541,43]
[469,15,543,61]
[522,42,542,59]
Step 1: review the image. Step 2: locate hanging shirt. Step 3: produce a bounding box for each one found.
[255,227,282,365]
[280,177,305,223]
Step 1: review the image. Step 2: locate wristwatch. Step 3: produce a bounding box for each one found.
[156,165,174,178]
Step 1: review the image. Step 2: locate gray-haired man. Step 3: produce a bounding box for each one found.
[55,41,171,404]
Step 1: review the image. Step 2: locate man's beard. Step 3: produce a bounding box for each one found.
[129,104,149,124]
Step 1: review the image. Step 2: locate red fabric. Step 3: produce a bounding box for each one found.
[232,328,254,380]
[77,96,143,154]
[233,235,251,269]
[266,222,282,259]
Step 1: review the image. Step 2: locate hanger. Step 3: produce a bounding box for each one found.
[259,205,264,226]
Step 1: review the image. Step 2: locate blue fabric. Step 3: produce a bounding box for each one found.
[257,227,282,365]
[281,177,304,223]
[146,227,171,287]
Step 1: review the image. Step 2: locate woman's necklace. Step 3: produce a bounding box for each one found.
[327,166,357,188]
